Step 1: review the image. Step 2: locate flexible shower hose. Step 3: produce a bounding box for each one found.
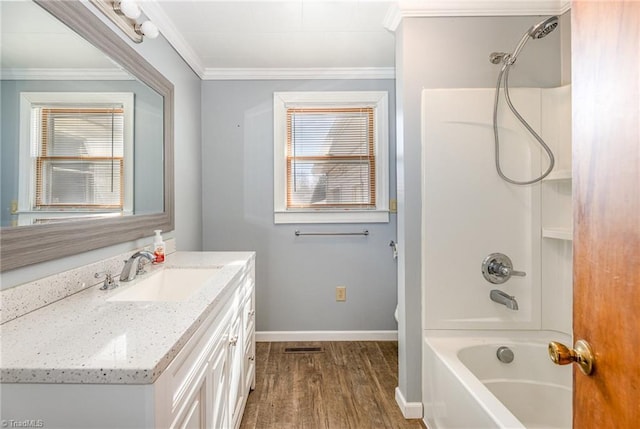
[492,61,555,185]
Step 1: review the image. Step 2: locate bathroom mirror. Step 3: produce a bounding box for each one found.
[0,0,174,271]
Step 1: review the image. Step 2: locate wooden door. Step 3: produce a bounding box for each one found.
[572,0,640,427]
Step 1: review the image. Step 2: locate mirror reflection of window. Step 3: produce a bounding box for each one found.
[34,105,124,209]
[17,92,134,225]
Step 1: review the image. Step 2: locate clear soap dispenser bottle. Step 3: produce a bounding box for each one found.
[153,230,165,263]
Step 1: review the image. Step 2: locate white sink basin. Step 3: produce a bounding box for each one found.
[108,267,222,302]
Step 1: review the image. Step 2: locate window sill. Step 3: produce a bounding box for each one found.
[274,210,389,224]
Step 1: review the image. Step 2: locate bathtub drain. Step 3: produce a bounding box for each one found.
[496,346,514,363]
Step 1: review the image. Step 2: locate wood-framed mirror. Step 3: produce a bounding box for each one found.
[0,0,174,272]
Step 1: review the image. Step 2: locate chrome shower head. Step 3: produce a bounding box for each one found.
[508,16,559,64]
[529,16,559,39]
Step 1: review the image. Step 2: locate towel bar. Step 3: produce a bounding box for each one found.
[294,229,369,237]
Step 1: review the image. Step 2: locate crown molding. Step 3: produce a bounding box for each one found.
[139,1,206,78]
[1,68,134,81]
[202,67,396,81]
[384,1,572,32]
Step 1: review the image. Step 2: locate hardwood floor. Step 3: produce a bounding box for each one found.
[240,341,425,429]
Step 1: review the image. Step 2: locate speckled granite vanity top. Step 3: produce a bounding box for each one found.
[0,252,254,385]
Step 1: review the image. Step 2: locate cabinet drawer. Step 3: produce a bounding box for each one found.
[242,292,255,347]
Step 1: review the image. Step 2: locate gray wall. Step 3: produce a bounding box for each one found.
[395,15,565,402]
[0,4,202,288]
[131,23,202,254]
[201,79,397,332]
[0,79,164,226]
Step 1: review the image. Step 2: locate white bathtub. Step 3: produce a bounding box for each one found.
[422,331,572,429]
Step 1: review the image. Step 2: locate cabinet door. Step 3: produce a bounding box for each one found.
[227,313,244,429]
[174,375,206,429]
[208,339,229,429]
[244,334,256,393]
[241,281,256,394]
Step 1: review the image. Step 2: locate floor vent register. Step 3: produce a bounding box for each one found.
[283,346,324,354]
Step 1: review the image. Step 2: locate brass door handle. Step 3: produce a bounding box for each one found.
[548,339,595,375]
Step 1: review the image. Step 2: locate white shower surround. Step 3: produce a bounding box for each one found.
[422,87,544,330]
[421,86,572,428]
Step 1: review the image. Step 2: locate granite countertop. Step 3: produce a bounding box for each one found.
[0,251,254,385]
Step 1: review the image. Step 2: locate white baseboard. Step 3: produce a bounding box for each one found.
[256,330,398,342]
[395,387,423,419]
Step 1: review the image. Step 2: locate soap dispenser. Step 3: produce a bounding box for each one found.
[153,230,165,263]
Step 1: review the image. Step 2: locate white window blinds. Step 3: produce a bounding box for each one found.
[286,107,375,209]
[33,105,124,209]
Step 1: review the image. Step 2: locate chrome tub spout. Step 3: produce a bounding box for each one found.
[490,289,519,310]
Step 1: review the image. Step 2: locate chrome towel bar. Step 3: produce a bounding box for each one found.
[294,229,369,237]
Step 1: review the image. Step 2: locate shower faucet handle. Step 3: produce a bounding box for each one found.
[509,268,526,277]
[481,253,526,284]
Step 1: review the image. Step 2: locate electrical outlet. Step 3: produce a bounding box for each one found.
[336,286,347,302]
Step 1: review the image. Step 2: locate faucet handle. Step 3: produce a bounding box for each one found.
[482,253,526,284]
[496,264,525,277]
[95,271,118,290]
[136,257,152,275]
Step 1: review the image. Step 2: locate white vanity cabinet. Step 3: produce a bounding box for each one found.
[1,253,256,429]
[156,257,256,429]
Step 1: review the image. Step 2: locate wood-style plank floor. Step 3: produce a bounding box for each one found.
[239,341,426,429]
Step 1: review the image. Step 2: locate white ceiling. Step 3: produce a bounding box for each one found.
[154,1,394,68]
[1,0,396,80]
[1,1,128,76]
[141,0,396,79]
[140,0,571,79]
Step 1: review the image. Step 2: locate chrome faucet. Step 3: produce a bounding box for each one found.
[120,250,155,282]
[490,289,519,310]
[482,253,526,284]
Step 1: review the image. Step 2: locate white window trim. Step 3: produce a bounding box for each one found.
[273,91,389,224]
[18,92,134,225]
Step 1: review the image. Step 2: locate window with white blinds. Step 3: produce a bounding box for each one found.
[274,91,389,224]
[287,107,375,209]
[33,105,124,209]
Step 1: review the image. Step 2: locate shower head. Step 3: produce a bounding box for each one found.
[529,16,559,39]
[508,16,559,64]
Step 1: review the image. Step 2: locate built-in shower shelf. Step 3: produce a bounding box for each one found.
[542,227,573,240]
[543,169,572,181]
